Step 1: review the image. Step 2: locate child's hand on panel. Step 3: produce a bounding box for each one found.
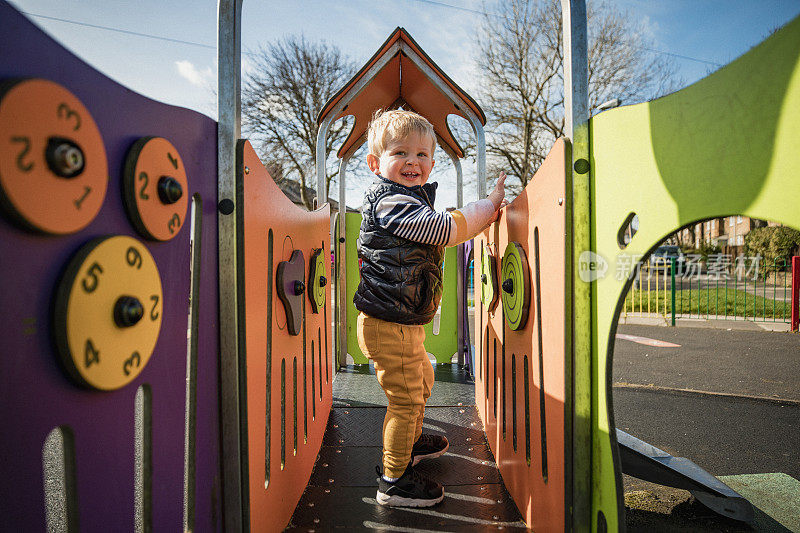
[488,171,506,210]
[486,172,508,225]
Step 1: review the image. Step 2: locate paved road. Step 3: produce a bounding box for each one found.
[612,324,800,530]
[614,387,800,481]
[613,325,800,401]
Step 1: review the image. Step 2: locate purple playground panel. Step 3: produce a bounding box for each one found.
[0,2,221,530]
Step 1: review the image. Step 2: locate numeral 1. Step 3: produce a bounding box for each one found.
[74,186,92,210]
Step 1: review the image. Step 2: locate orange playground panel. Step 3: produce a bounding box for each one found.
[475,138,569,530]
[239,140,334,531]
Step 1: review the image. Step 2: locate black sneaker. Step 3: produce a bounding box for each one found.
[376,463,444,507]
[411,433,449,465]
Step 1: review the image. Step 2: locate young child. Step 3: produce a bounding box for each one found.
[355,109,507,507]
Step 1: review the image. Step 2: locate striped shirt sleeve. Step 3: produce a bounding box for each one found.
[374,193,452,245]
[374,193,498,247]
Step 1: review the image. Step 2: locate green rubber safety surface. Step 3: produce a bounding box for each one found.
[501,242,531,331]
[719,473,800,532]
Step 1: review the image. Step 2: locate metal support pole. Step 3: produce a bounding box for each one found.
[671,258,677,326]
[454,154,464,208]
[337,157,350,367]
[791,256,799,332]
[561,0,590,530]
[441,150,467,367]
[217,1,244,531]
[316,115,333,205]
[470,120,487,200]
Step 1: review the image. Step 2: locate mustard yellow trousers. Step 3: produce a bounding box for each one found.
[357,312,434,478]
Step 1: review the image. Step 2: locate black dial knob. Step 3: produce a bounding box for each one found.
[114,296,144,327]
[46,137,85,178]
[157,176,184,204]
[294,280,306,295]
[502,279,514,294]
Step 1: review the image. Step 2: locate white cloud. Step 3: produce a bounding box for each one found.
[638,15,661,43]
[175,60,214,87]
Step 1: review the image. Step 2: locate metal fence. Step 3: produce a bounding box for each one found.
[467,255,795,326]
[623,256,793,324]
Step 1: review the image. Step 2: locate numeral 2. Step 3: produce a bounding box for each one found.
[138,171,149,200]
[150,295,160,321]
[11,136,33,172]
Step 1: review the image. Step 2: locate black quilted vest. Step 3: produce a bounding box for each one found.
[353,177,445,325]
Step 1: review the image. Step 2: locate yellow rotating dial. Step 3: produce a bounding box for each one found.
[54,235,163,390]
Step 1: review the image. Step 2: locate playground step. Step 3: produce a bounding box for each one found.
[617,429,753,523]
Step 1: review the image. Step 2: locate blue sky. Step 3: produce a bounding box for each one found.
[8,0,800,207]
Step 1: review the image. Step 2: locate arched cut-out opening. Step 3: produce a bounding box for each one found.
[617,212,639,249]
[608,216,800,528]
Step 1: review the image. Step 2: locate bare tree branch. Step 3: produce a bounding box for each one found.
[242,35,356,209]
[476,0,680,194]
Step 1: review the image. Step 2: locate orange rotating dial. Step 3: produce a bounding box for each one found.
[0,78,108,234]
[123,136,188,241]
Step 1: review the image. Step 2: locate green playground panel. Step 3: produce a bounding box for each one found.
[344,212,458,364]
[589,16,800,531]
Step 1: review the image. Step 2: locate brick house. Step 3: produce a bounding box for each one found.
[676,216,771,255]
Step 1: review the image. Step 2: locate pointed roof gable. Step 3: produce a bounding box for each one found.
[318,27,485,159]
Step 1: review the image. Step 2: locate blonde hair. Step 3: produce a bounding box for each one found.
[367,109,436,156]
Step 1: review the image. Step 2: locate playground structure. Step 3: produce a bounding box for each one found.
[1,0,799,531]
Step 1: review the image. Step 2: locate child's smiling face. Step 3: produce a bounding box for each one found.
[367,131,435,188]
